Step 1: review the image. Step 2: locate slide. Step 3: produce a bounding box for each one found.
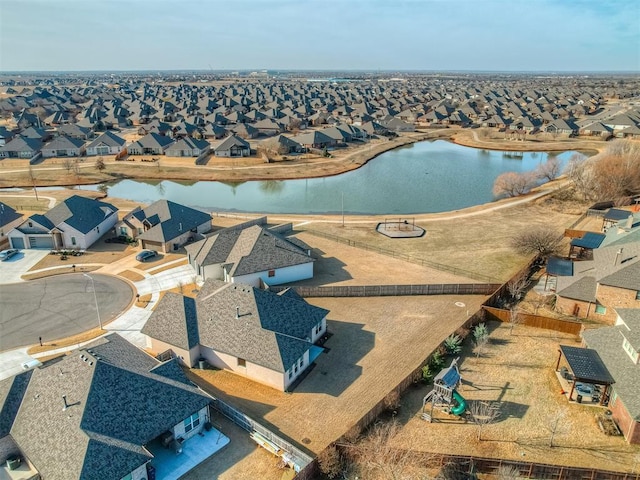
[450,390,467,416]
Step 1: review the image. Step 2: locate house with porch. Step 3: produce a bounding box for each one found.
[142,280,329,391]
[0,333,225,480]
[583,308,640,443]
[186,221,314,287]
[41,135,85,158]
[0,137,42,159]
[212,134,251,157]
[127,132,174,155]
[165,137,211,157]
[8,195,118,250]
[85,131,127,156]
[115,199,212,252]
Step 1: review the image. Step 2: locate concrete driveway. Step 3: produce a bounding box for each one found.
[0,250,49,284]
[133,264,196,296]
[0,273,133,351]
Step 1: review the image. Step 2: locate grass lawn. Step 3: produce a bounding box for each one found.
[387,321,640,473]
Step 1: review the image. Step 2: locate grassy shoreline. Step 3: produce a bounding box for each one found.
[0,131,606,189]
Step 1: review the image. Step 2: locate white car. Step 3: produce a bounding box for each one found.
[0,249,19,261]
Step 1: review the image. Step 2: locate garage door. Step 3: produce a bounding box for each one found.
[142,240,164,252]
[29,236,54,249]
[10,237,25,249]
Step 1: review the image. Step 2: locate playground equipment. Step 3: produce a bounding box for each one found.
[421,357,468,422]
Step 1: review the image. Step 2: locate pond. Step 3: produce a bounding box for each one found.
[86,140,578,215]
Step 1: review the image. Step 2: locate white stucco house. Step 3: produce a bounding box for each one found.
[8,195,118,250]
[142,281,328,391]
[186,223,314,287]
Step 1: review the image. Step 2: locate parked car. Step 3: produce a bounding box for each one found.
[136,250,157,262]
[0,249,19,261]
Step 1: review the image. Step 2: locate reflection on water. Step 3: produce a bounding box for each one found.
[84,140,579,215]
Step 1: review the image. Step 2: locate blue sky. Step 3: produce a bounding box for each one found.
[0,0,638,72]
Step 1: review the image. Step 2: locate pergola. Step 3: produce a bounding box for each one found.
[569,232,605,259]
[555,345,615,406]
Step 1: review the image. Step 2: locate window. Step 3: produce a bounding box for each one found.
[28,222,33,228]
[184,412,200,433]
[288,369,292,380]
[237,358,246,367]
[71,237,77,246]
[623,338,639,364]
[138,227,143,234]
[96,226,100,233]
[120,226,127,235]
[268,269,275,278]
[636,290,640,301]
[595,303,606,315]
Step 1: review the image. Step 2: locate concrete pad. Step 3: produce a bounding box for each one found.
[0,348,33,381]
[0,250,49,284]
[134,265,196,296]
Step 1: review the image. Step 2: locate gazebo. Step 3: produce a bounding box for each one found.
[555,345,615,406]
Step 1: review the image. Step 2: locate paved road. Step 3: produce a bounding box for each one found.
[0,273,133,351]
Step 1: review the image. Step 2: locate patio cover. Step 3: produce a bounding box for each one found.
[570,232,605,250]
[546,257,573,277]
[560,345,615,385]
[604,208,631,222]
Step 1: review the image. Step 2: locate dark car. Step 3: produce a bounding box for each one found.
[136,250,157,262]
[0,249,19,261]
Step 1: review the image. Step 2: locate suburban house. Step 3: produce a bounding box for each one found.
[0,202,23,249]
[555,215,640,323]
[8,195,118,250]
[142,280,329,391]
[261,134,304,154]
[212,134,251,157]
[115,199,212,252]
[186,221,314,287]
[583,308,640,443]
[290,130,336,150]
[165,137,211,157]
[127,132,174,155]
[0,137,42,159]
[41,135,85,158]
[85,131,127,156]
[0,334,217,480]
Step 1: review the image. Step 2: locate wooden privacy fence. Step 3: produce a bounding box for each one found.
[303,228,500,283]
[483,305,582,335]
[269,283,501,297]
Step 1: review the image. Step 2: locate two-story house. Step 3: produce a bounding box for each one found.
[142,280,328,391]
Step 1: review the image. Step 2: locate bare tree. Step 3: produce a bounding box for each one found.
[495,465,523,480]
[507,274,528,301]
[547,411,567,447]
[509,305,523,335]
[95,156,106,172]
[564,152,594,200]
[62,156,75,173]
[317,445,343,479]
[493,171,535,198]
[27,165,39,201]
[511,226,563,259]
[535,156,561,182]
[470,401,501,441]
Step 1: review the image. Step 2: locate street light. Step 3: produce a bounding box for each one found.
[83,273,102,330]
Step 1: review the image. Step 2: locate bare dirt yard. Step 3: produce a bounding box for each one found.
[387,321,640,473]
[188,294,488,456]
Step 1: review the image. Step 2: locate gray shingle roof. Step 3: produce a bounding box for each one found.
[188,224,313,278]
[583,326,640,420]
[556,275,597,302]
[141,293,199,350]
[86,131,126,149]
[9,333,210,480]
[0,371,32,437]
[599,261,640,291]
[135,200,211,244]
[0,202,22,229]
[144,280,328,373]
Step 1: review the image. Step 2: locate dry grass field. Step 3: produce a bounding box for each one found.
[387,322,640,473]
[188,294,487,456]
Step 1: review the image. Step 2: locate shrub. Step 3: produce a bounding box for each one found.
[444,334,463,354]
[317,445,343,479]
[422,364,434,384]
[473,323,489,344]
[430,350,445,370]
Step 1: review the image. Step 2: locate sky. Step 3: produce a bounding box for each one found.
[0,0,638,72]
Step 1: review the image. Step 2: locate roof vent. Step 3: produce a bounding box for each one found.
[236,306,240,319]
[62,395,69,411]
[179,222,183,232]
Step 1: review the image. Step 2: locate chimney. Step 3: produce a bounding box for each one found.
[235,306,240,319]
[626,215,634,229]
[62,395,69,411]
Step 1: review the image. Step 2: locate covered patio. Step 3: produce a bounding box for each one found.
[555,345,615,406]
[146,425,230,480]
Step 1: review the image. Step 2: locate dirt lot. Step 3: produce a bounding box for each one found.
[388,322,640,473]
[182,413,285,480]
[188,294,487,456]
[292,231,478,286]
